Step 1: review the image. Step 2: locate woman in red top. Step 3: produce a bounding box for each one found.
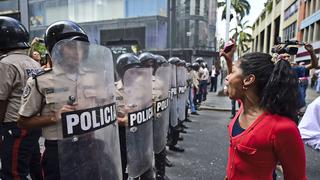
[224,52,306,180]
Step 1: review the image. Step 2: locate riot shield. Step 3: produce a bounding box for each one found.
[169,64,178,127]
[122,67,153,178]
[153,64,170,154]
[51,39,122,180]
[177,66,187,122]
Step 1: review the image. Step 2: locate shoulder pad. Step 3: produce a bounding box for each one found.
[32,68,52,79]
[0,54,8,61]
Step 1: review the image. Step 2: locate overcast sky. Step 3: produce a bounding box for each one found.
[216,0,267,41]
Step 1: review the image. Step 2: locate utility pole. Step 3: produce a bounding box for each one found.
[225,0,231,43]
[168,0,176,58]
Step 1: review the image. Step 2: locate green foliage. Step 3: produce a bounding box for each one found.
[230,20,253,55]
[265,0,273,13]
[30,41,47,65]
[218,0,251,21]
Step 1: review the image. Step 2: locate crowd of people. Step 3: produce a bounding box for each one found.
[0,16,215,180]
[0,15,320,180]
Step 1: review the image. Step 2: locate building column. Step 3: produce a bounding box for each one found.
[305,0,309,17]
[308,25,313,42]
[254,33,260,52]
[310,0,315,15]
[19,0,29,30]
[270,0,276,47]
[263,26,268,53]
[316,0,320,12]
[304,27,308,42]
[313,22,318,42]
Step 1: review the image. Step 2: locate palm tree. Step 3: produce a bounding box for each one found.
[218,0,251,22]
[230,20,253,57]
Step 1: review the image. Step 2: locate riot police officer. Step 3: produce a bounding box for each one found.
[167,57,185,152]
[18,20,122,180]
[116,53,155,180]
[140,53,170,180]
[0,16,43,180]
[115,53,140,180]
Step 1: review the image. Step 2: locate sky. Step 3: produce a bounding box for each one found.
[216,0,268,41]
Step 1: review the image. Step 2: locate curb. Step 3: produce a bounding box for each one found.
[199,106,231,111]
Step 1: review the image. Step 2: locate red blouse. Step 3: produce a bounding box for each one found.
[226,103,307,180]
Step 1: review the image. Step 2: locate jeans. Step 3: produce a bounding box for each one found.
[210,76,218,92]
[189,87,196,113]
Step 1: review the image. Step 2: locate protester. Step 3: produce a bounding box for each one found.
[30,50,42,64]
[298,96,320,150]
[210,64,219,92]
[224,52,306,179]
[315,69,320,93]
[200,63,209,101]
[275,44,318,108]
[220,39,237,117]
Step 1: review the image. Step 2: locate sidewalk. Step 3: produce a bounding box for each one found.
[199,90,233,111]
[200,87,319,111]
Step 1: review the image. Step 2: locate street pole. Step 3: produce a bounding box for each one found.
[225,0,231,43]
[169,0,173,58]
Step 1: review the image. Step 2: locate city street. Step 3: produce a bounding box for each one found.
[167,88,320,180]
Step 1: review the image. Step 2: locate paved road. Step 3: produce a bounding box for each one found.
[167,110,230,180]
[166,90,320,180]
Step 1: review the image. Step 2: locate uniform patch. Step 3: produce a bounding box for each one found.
[23,85,31,98]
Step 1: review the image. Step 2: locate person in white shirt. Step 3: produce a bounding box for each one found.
[298,97,320,150]
[210,65,219,92]
[201,63,209,101]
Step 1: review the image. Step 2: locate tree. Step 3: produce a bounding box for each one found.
[230,20,253,57]
[218,0,251,22]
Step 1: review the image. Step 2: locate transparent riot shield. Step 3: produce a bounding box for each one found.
[51,39,122,180]
[153,64,170,154]
[169,64,178,127]
[122,67,153,178]
[177,66,187,121]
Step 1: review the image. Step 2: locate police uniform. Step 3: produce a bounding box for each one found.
[19,65,110,180]
[152,75,169,180]
[115,79,155,180]
[115,80,128,180]
[0,50,43,180]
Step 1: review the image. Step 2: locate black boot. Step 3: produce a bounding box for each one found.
[165,157,173,167]
[140,168,155,180]
[155,149,170,180]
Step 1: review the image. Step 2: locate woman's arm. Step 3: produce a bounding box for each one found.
[274,120,307,180]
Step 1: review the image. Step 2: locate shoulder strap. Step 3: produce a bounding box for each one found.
[33,69,52,115]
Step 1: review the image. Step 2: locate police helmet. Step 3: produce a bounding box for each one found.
[186,63,191,68]
[139,52,157,68]
[45,20,89,55]
[177,60,186,67]
[195,57,204,63]
[154,55,167,66]
[192,62,200,71]
[116,53,140,79]
[0,16,29,52]
[168,57,180,65]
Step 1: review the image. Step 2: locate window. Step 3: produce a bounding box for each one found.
[0,0,19,12]
[284,1,298,20]
[283,21,296,40]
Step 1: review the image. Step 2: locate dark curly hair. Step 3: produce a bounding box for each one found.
[239,52,299,123]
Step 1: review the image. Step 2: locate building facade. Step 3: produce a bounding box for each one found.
[251,0,319,63]
[0,0,218,65]
[296,0,320,62]
[25,0,217,52]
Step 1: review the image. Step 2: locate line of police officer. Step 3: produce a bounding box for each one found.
[0,17,191,180]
